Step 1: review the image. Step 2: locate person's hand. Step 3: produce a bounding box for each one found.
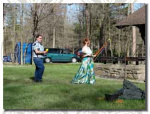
[82,54,89,58]
[44,51,48,54]
[82,55,86,58]
[92,54,96,58]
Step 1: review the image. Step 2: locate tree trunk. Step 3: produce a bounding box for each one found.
[20,4,24,65]
[127,4,130,57]
[12,4,16,63]
[79,19,82,47]
[118,29,121,57]
[131,3,136,64]
[85,4,90,38]
[31,3,38,64]
[89,5,93,52]
[118,4,121,64]
[99,4,105,51]
[132,27,136,57]
[53,6,56,48]
[99,19,103,49]
[108,13,113,57]
[53,27,56,48]
[4,12,6,56]
[53,5,56,48]
[78,5,82,48]
[32,3,38,40]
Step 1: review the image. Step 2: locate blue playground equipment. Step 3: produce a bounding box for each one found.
[14,42,32,64]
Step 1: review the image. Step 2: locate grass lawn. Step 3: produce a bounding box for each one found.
[3,63,146,110]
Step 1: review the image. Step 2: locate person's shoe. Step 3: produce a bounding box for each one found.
[33,80,38,82]
[38,80,42,82]
[34,80,42,83]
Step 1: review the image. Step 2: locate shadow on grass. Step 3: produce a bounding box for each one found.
[3,73,145,109]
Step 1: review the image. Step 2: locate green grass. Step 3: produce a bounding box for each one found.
[3,63,146,110]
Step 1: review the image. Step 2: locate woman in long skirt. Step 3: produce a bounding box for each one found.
[71,38,96,84]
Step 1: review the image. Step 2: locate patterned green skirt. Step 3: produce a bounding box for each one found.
[71,57,95,84]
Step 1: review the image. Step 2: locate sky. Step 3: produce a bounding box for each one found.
[66,3,145,24]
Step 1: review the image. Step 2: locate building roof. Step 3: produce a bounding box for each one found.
[116,5,146,28]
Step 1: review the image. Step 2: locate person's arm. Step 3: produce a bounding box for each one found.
[82,47,89,57]
[82,47,86,54]
[82,47,96,58]
[33,43,47,55]
[34,49,47,54]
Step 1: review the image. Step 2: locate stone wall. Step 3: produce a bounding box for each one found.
[94,64,145,81]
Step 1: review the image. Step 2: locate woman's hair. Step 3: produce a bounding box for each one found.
[83,38,90,45]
